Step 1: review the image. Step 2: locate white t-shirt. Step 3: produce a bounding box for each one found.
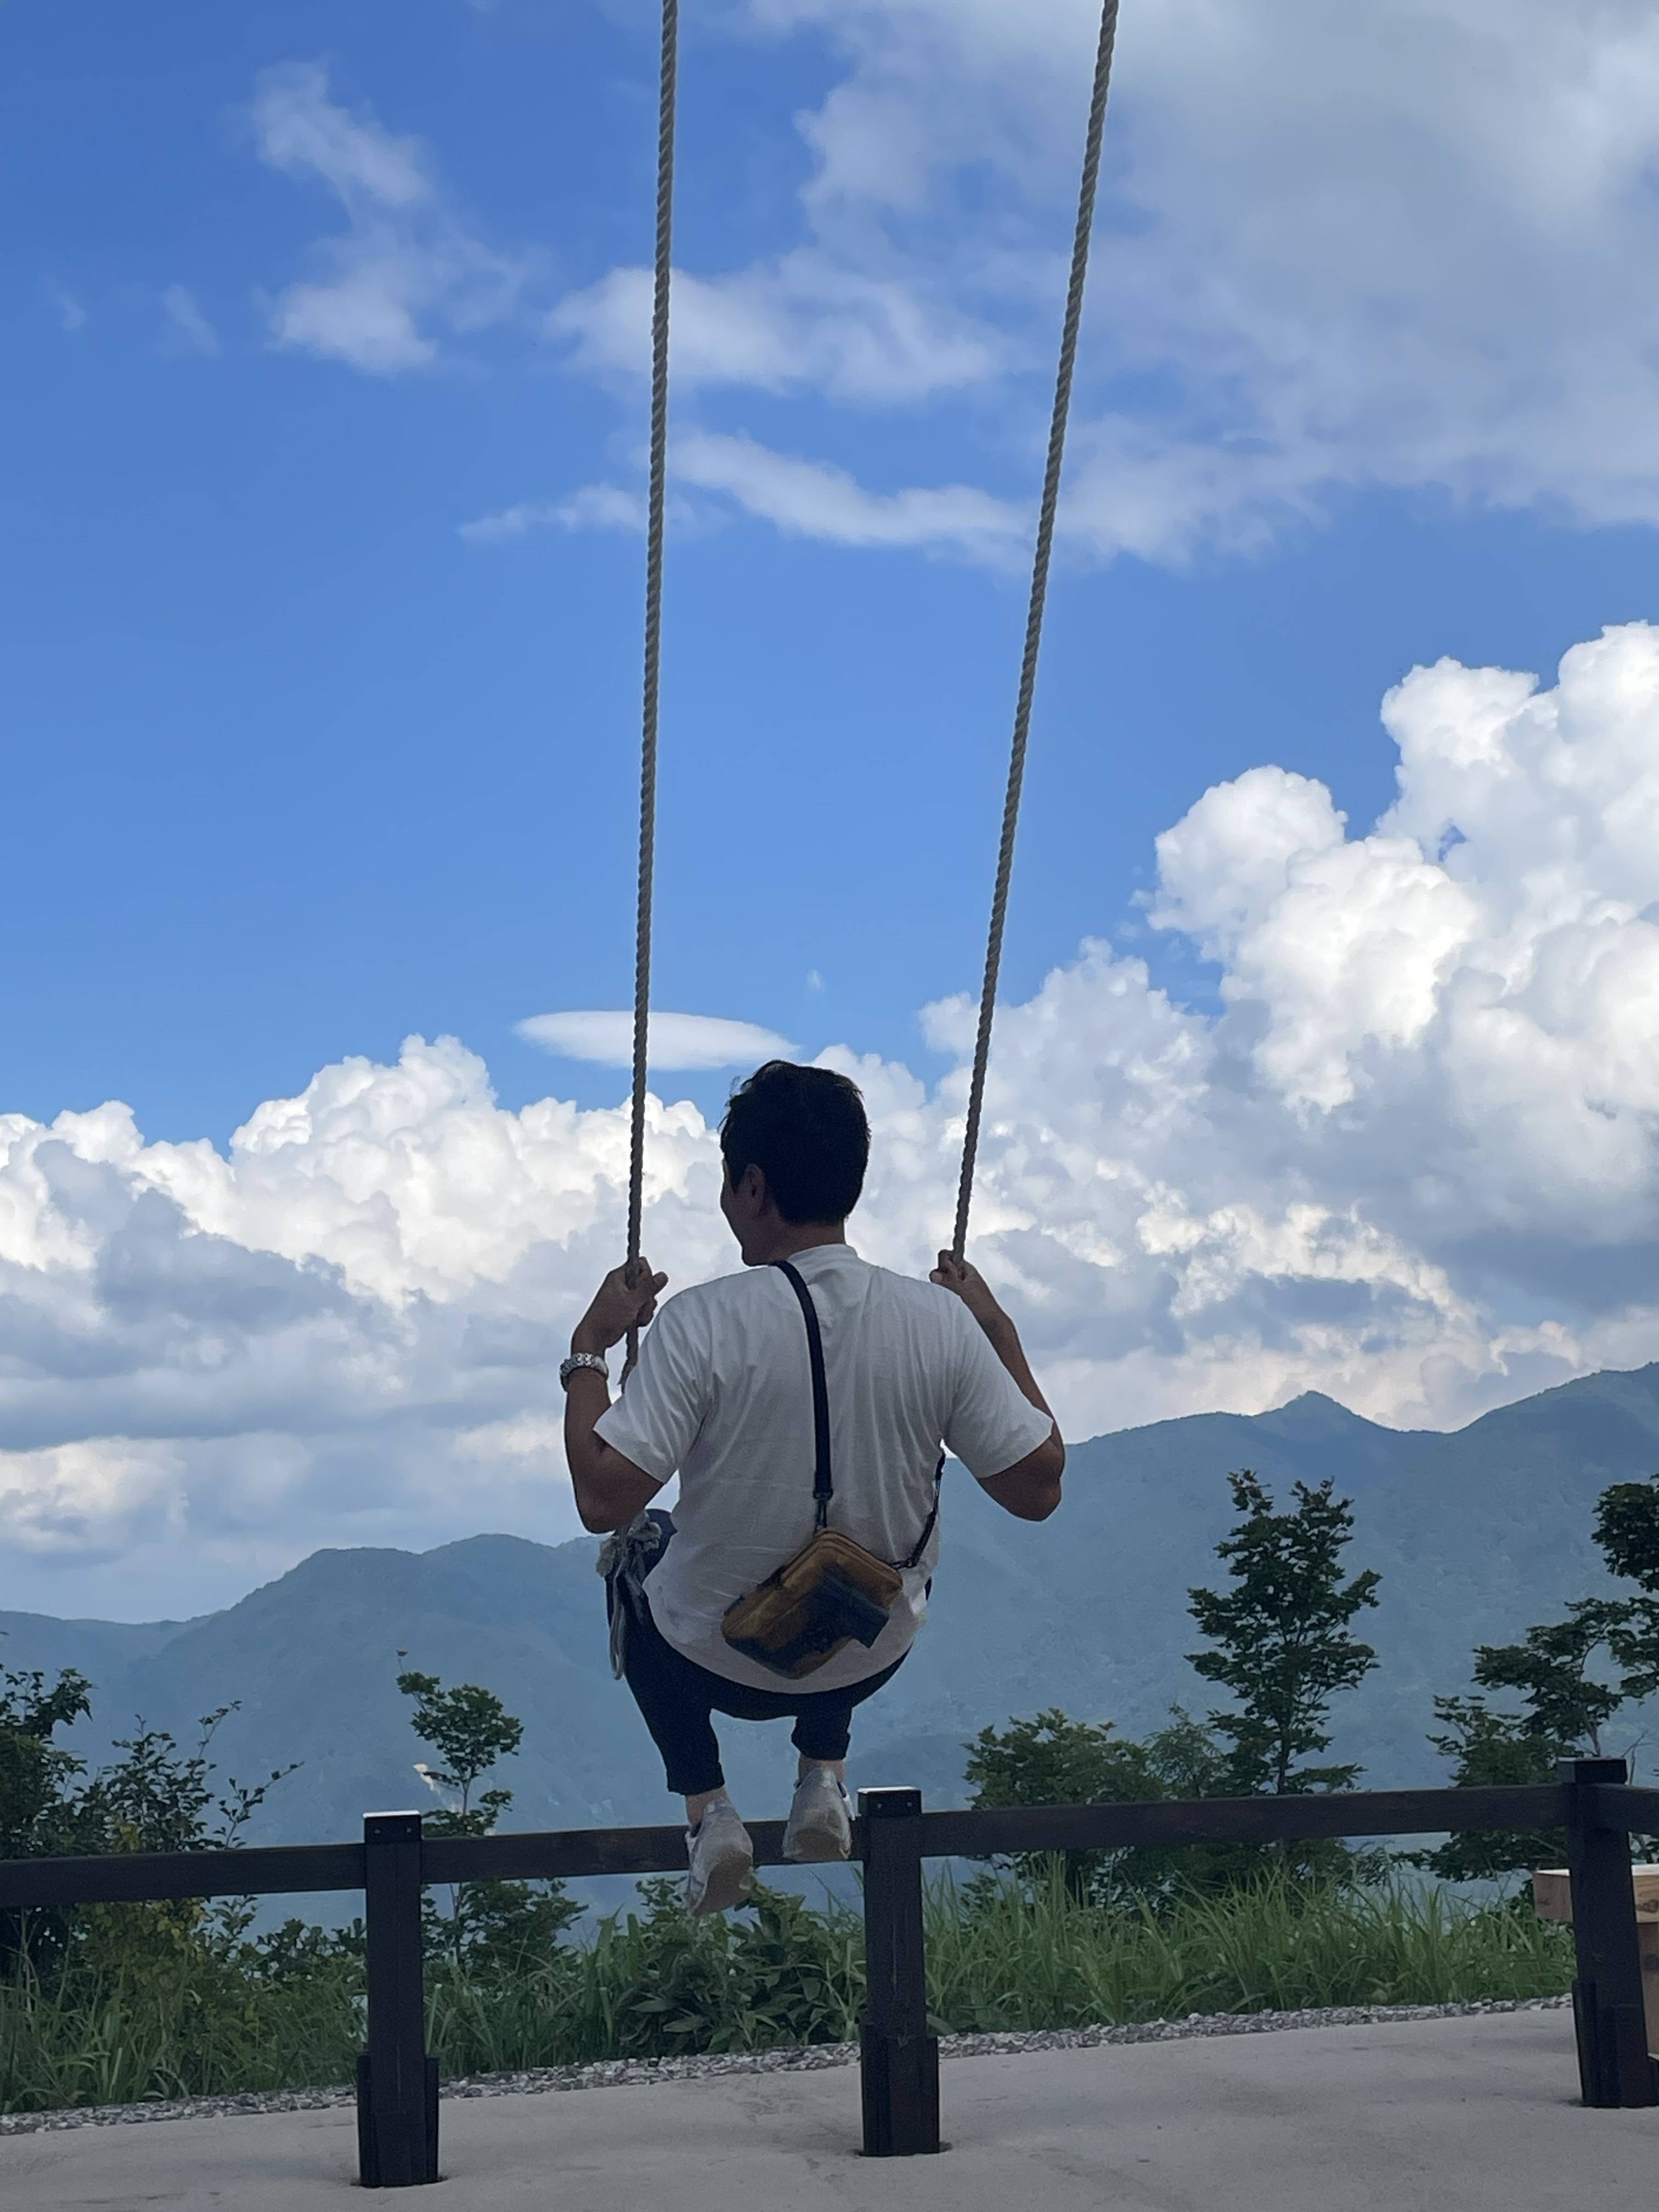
[593,1242,1054,1692]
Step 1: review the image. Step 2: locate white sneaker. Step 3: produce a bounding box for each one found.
[783,1767,853,1863]
[685,1797,754,1916]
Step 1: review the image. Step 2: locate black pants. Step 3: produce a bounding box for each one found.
[613,1526,906,1798]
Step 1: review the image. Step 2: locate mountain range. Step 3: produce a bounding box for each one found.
[7,1362,1659,1869]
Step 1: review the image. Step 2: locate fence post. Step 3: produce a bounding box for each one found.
[858,1787,940,2157]
[357,1811,440,2187]
[1559,1757,1658,2109]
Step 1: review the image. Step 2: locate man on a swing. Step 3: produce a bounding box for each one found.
[562,1059,1064,1914]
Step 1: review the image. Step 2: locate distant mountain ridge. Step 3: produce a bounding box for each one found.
[7,1362,1659,1847]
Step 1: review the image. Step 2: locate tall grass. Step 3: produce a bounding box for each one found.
[0,1875,1572,2116]
[926,1872,1572,2030]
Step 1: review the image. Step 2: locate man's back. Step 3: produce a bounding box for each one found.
[595,1242,1053,1691]
[564,1057,1061,1899]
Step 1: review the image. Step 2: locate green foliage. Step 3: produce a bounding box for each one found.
[1469,1601,1631,1754]
[1594,1473,1659,1596]
[1419,1699,1568,1882]
[1187,1471,1380,1798]
[965,1709,1158,1900]
[0,1871,1571,2114]
[395,1672,522,1835]
[395,1668,578,1971]
[928,1867,1570,2030]
[0,1661,298,1985]
[567,1879,862,2058]
[78,1709,297,1858]
[963,1706,1262,1901]
[1424,1479,1659,1881]
[0,1667,94,1861]
[1595,1475,1659,1697]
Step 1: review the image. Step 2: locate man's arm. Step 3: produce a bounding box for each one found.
[930,1252,1064,1523]
[563,1260,670,1534]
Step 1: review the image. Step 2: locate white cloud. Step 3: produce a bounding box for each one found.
[727,0,1659,557]
[525,1,1659,563]
[51,286,87,335]
[250,62,526,375]
[516,1011,795,1071]
[459,484,648,544]
[161,284,220,359]
[549,250,1006,404]
[465,440,1021,560]
[233,9,1659,561]
[672,431,1025,557]
[14,622,1659,1609]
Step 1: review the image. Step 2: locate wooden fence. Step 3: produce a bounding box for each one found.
[1,1756,1652,2186]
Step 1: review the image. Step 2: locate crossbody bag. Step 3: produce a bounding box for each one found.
[720,1260,941,1680]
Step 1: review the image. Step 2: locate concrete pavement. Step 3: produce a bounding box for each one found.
[5,2008,1657,2210]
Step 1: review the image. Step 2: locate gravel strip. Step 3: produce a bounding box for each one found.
[0,1996,1571,2137]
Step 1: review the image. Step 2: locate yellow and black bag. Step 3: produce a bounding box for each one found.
[721,1260,938,1680]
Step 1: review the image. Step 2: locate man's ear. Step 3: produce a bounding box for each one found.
[740,1163,769,1213]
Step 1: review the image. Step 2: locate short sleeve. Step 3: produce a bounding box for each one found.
[940,1305,1056,1481]
[592,1294,709,1483]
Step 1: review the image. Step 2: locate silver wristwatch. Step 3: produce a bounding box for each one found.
[559,1351,609,1390]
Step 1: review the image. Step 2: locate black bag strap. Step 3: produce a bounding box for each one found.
[773,1260,833,1528]
[772,1260,943,1567]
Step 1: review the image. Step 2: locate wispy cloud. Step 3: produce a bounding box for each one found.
[250,62,526,375]
[515,1010,795,1070]
[735,0,1659,555]
[673,431,1025,559]
[161,284,220,358]
[50,286,87,335]
[466,433,1027,563]
[549,250,1006,404]
[459,484,647,545]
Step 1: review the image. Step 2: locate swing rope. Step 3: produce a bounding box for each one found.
[625,0,680,1374]
[619,0,1118,1322]
[950,0,1120,1262]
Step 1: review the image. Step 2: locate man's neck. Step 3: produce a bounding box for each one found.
[747,1220,848,1267]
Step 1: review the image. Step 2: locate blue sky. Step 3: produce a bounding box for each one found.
[9,0,1656,1142]
[8,0,1659,1615]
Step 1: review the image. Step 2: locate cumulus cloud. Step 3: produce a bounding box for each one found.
[11,622,1659,1611]
[251,62,526,374]
[516,1011,795,1070]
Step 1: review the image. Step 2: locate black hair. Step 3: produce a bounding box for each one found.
[720,1060,870,1224]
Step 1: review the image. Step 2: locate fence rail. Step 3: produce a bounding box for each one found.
[1,1762,1651,2186]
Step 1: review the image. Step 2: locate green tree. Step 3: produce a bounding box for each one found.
[0,1663,96,1979]
[396,1668,578,1971]
[963,1706,1258,1903]
[78,1707,297,1855]
[0,1662,298,1982]
[1424,1521,1646,1881]
[1187,1471,1380,1798]
[964,1709,1163,1901]
[1595,1475,1659,1697]
[0,1665,94,1861]
[1421,1698,1571,1882]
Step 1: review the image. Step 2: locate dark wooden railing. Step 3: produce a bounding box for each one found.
[2,1758,1652,2186]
